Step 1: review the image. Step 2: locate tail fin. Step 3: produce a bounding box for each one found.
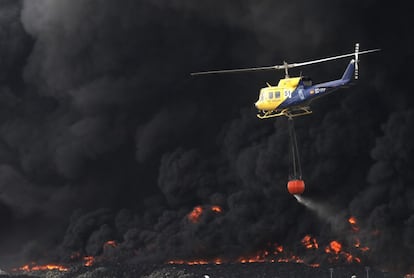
[341,59,356,83]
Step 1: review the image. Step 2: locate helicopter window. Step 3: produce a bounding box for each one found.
[274,91,281,99]
[268,92,273,99]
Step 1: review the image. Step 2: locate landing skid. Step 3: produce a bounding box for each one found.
[257,106,312,119]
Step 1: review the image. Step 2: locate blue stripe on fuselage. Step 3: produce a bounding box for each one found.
[278,83,341,108]
[278,60,355,109]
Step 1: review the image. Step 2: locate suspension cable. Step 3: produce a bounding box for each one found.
[287,118,302,180]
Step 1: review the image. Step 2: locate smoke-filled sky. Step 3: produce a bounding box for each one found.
[0,0,413,272]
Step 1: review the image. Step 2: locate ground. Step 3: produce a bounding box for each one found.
[1,263,400,278]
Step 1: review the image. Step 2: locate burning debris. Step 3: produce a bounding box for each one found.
[83,256,95,267]
[14,263,68,272]
[167,216,372,268]
[8,209,374,275]
[187,206,203,223]
[187,205,223,223]
[348,217,359,232]
[7,263,160,278]
[325,240,361,264]
[302,235,319,250]
[8,238,123,277]
[103,240,117,248]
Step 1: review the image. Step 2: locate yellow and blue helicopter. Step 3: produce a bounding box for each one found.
[191,43,380,119]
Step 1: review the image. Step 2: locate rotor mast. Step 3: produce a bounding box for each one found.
[283,62,289,78]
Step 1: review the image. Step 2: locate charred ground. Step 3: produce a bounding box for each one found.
[1,263,401,278]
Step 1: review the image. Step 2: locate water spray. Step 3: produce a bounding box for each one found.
[294,194,331,219]
[294,194,346,230]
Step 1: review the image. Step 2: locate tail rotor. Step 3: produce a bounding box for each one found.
[355,43,360,79]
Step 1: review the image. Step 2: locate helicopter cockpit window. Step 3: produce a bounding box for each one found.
[274,91,281,99]
[268,92,273,99]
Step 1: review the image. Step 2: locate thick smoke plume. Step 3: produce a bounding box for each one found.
[0,0,412,273]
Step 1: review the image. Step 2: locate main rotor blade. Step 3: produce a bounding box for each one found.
[190,65,279,75]
[190,48,380,76]
[288,49,381,68]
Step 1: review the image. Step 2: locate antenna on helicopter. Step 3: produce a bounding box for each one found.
[190,43,380,78]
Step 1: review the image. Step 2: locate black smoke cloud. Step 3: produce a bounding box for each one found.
[350,110,414,271]
[0,0,412,273]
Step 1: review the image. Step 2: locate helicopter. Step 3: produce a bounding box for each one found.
[191,43,380,119]
[191,43,380,195]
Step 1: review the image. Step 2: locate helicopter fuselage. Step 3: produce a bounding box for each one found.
[255,59,355,118]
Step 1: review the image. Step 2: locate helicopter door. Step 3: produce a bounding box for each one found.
[298,85,305,100]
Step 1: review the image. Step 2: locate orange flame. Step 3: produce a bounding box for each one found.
[211,205,222,213]
[83,256,95,267]
[17,263,68,272]
[187,205,223,223]
[168,254,316,267]
[184,260,209,265]
[168,259,215,265]
[168,240,320,268]
[324,240,362,264]
[169,217,370,267]
[301,235,319,249]
[277,255,304,264]
[239,251,268,263]
[325,240,342,254]
[104,240,117,248]
[343,251,361,263]
[354,238,370,252]
[354,238,360,247]
[348,216,357,225]
[274,244,283,254]
[188,206,203,223]
[348,216,359,232]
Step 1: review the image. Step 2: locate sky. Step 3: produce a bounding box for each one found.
[0,0,413,272]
